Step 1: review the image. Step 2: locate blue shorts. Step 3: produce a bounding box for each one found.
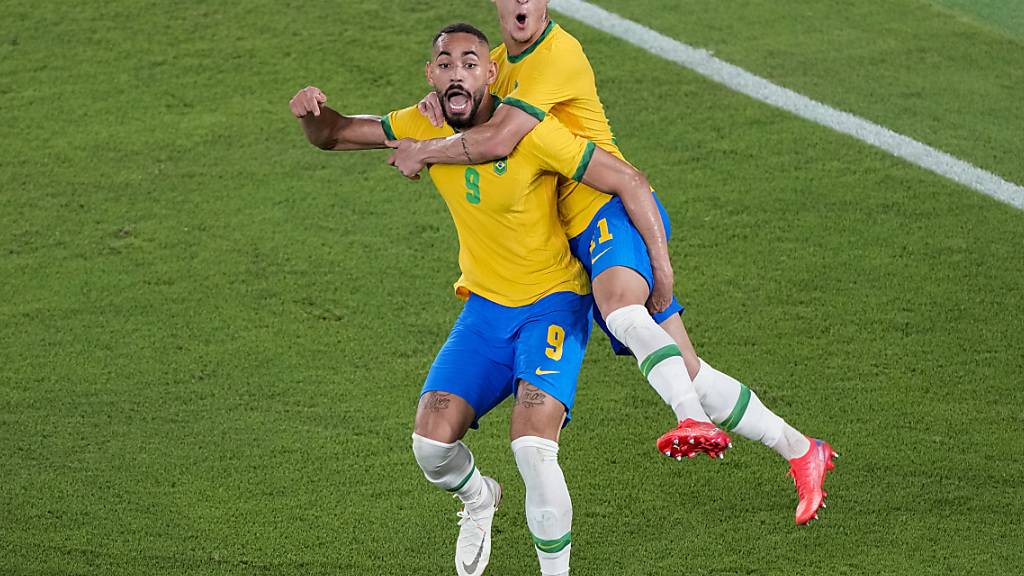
[421,291,593,428]
[568,193,685,356]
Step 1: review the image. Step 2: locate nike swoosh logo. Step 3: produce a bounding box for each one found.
[462,533,486,575]
[535,368,560,376]
[591,247,612,264]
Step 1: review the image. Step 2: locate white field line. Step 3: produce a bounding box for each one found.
[549,0,1024,211]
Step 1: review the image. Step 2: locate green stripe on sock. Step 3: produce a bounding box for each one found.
[447,459,475,493]
[639,344,682,378]
[533,531,572,553]
[720,385,751,431]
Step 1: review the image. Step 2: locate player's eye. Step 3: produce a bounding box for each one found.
[465,63,477,69]
[438,62,451,69]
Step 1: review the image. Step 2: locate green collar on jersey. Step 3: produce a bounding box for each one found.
[506,19,556,64]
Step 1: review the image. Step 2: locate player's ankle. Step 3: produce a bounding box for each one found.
[673,394,711,423]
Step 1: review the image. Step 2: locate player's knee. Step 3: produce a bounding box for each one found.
[593,268,649,317]
[510,383,565,442]
[509,418,562,442]
[411,433,470,487]
[413,392,473,442]
[603,303,648,337]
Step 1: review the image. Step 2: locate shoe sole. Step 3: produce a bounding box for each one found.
[660,432,732,460]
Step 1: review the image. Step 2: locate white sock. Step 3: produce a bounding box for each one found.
[691,360,811,460]
[411,433,493,513]
[512,436,572,576]
[605,304,710,423]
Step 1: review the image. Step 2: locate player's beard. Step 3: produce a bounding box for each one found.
[439,84,485,130]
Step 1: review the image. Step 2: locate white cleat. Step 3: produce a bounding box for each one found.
[456,477,502,576]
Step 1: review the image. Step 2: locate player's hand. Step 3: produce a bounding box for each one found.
[417,92,444,128]
[648,262,675,314]
[290,86,327,118]
[385,139,427,180]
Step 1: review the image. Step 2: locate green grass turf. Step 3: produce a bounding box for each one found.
[929,0,1024,40]
[2,0,1023,574]
[587,0,1024,186]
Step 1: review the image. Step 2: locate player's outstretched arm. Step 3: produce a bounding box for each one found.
[387,98,539,178]
[289,86,389,151]
[580,150,675,313]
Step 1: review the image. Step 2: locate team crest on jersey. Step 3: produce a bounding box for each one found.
[494,158,508,176]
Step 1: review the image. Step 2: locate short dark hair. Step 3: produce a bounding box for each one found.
[433,22,490,49]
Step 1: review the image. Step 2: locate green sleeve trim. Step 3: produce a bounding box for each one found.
[571,141,597,182]
[503,97,546,122]
[446,459,475,493]
[507,20,556,63]
[533,531,572,553]
[380,114,398,141]
[720,385,751,431]
[639,344,682,378]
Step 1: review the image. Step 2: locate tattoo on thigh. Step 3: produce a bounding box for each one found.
[518,384,546,409]
[425,393,452,413]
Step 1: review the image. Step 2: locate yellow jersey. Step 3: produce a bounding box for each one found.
[382,103,596,307]
[491,20,625,238]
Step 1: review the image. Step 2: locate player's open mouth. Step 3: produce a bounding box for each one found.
[515,13,528,29]
[445,88,471,115]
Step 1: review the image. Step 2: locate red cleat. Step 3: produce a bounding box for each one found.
[657,419,732,460]
[788,438,838,525]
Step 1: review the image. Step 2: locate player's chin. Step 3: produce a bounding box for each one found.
[443,112,471,129]
[510,28,533,43]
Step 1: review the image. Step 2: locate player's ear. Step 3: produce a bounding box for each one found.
[486,60,497,85]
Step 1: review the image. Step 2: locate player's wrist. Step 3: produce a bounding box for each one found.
[414,138,449,164]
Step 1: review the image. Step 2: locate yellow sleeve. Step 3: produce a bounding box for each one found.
[381,105,431,140]
[520,115,596,182]
[502,43,586,120]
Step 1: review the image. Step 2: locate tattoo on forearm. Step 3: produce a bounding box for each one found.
[517,384,546,409]
[460,135,474,163]
[426,393,452,413]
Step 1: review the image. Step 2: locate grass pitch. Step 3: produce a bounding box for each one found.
[2,1,1022,574]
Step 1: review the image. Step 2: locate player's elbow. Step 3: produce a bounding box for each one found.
[311,133,339,150]
[623,169,651,197]
[478,136,515,161]
[492,137,518,159]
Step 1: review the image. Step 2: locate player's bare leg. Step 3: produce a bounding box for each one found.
[414,391,476,444]
[658,313,837,523]
[412,393,502,575]
[593,266,730,459]
[510,381,573,576]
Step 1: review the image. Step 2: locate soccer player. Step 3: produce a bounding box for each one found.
[290,23,676,575]
[385,0,836,524]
